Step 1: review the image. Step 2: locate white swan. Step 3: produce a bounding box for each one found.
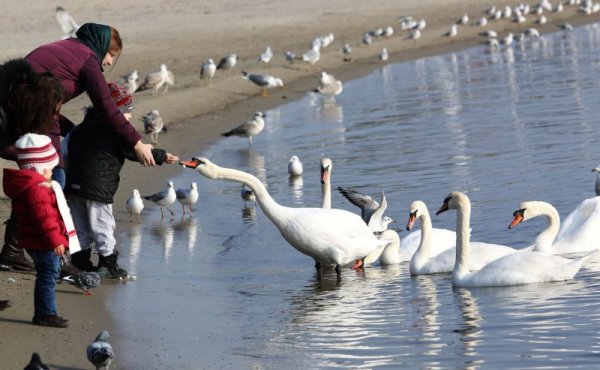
[182,157,390,279]
[437,192,592,287]
[408,200,515,275]
[320,157,332,209]
[509,201,560,252]
[550,196,600,254]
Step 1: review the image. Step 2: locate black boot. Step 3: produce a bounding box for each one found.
[70,249,97,272]
[59,252,82,278]
[0,217,34,271]
[98,250,128,279]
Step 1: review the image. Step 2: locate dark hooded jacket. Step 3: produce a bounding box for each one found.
[65,110,167,204]
[2,168,68,250]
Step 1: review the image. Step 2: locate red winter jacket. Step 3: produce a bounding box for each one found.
[2,168,68,251]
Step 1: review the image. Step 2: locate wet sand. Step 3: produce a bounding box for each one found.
[1,0,599,367]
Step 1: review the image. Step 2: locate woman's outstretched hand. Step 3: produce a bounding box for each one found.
[134,140,156,166]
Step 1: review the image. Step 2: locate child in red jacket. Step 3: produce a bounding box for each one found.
[2,133,80,328]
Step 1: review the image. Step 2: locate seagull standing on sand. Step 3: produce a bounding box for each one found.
[222,111,266,145]
[241,71,284,97]
[343,43,352,61]
[55,6,79,39]
[137,64,174,96]
[87,330,114,370]
[257,46,273,63]
[176,182,199,215]
[143,181,177,218]
[284,51,296,64]
[142,109,165,145]
[458,13,469,25]
[379,48,389,61]
[24,352,50,370]
[288,155,304,176]
[126,189,144,222]
[447,24,458,37]
[216,54,237,71]
[200,58,216,82]
[302,44,321,66]
[122,70,138,95]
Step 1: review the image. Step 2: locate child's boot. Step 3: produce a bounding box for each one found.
[98,250,128,278]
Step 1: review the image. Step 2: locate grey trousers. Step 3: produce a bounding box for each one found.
[67,195,115,257]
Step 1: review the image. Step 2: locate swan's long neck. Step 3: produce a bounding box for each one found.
[533,204,560,253]
[417,209,434,257]
[321,180,331,209]
[210,166,285,223]
[454,200,471,279]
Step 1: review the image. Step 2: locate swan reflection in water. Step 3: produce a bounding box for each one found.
[262,266,404,368]
[174,217,199,255]
[453,288,483,368]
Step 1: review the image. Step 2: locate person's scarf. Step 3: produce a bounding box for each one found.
[51,180,81,253]
[75,23,111,71]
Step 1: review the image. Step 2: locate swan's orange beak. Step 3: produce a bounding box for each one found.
[180,157,202,169]
[407,212,417,231]
[509,209,525,229]
[352,259,364,270]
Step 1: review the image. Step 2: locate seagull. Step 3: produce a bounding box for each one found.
[222,111,266,145]
[288,155,303,176]
[458,13,469,25]
[126,189,144,222]
[558,23,573,32]
[477,17,488,27]
[342,43,352,61]
[55,6,79,39]
[63,269,106,295]
[241,71,284,97]
[415,19,427,31]
[302,44,321,66]
[141,109,165,145]
[318,33,335,48]
[314,72,343,98]
[176,182,199,214]
[122,70,138,95]
[537,15,547,25]
[87,330,114,370]
[337,186,393,232]
[383,26,394,37]
[480,30,498,38]
[408,29,421,40]
[24,352,50,370]
[137,64,174,96]
[362,32,373,45]
[257,46,273,63]
[379,48,389,61]
[143,181,177,218]
[446,24,458,37]
[216,54,237,71]
[200,58,216,82]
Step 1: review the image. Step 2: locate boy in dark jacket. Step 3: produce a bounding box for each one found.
[65,83,178,278]
[3,134,76,327]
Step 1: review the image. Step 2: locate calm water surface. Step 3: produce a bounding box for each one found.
[110,23,600,369]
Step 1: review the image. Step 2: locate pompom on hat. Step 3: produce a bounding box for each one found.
[15,133,59,174]
[108,83,134,113]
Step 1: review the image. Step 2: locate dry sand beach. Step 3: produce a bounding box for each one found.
[1,0,600,368]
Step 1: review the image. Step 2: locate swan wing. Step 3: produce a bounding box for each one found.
[458,250,589,287]
[277,207,386,266]
[553,196,600,253]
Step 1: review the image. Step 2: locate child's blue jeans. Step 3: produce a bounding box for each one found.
[29,250,60,317]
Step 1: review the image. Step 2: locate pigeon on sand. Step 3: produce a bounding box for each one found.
[87,330,114,370]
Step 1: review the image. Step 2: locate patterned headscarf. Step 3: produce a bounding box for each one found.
[76,23,111,70]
